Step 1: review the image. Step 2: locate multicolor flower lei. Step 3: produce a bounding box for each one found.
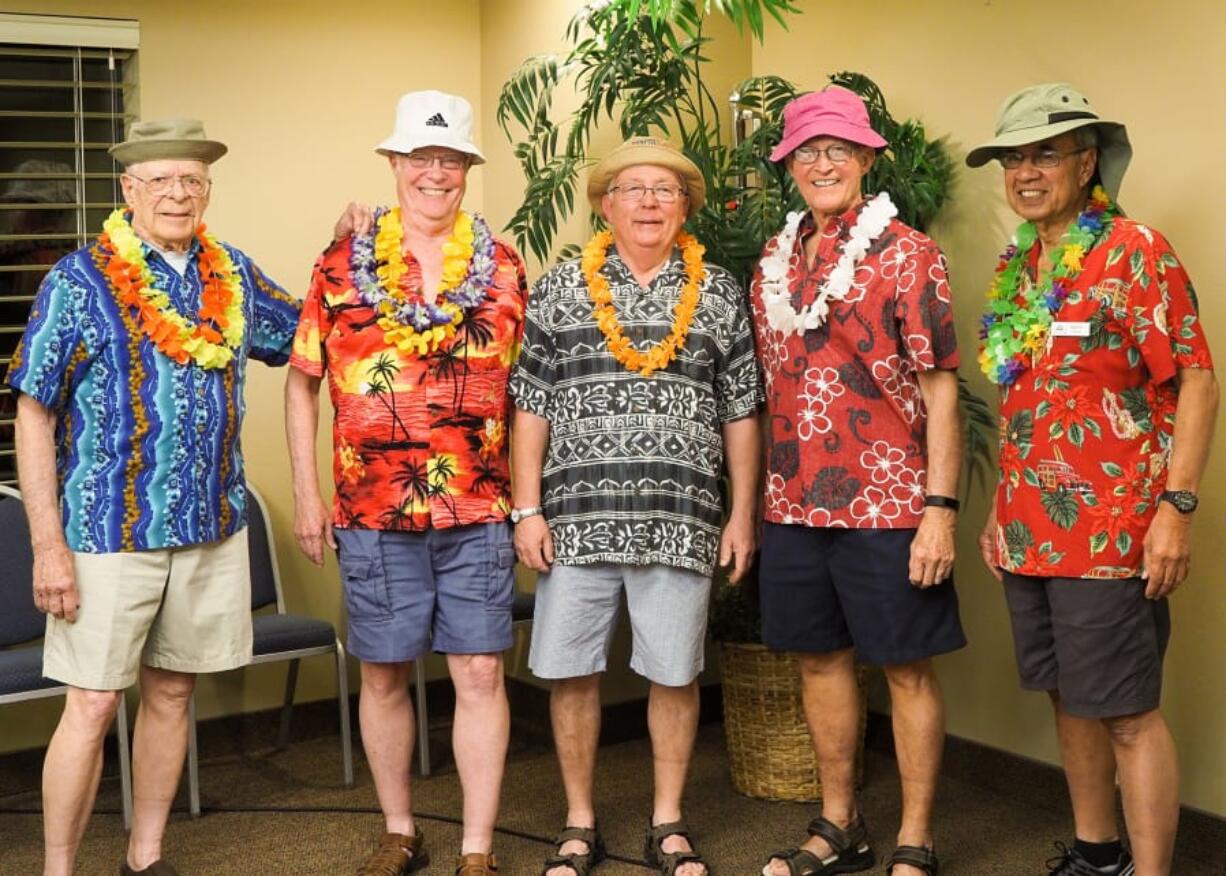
[581,230,705,377]
[978,185,1116,385]
[350,208,496,356]
[100,209,245,369]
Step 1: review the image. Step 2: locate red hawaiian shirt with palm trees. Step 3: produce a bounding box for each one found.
[290,236,527,531]
[992,218,1213,579]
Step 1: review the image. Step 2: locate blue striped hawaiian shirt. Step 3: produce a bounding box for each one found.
[5,235,300,553]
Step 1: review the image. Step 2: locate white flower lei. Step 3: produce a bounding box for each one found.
[759,192,898,335]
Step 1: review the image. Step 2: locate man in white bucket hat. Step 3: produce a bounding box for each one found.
[288,90,526,876]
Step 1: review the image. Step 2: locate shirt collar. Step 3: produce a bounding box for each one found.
[799,198,869,242]
[605,244,686,286]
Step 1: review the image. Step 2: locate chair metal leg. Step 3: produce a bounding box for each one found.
[187,694,200,818]
[276,658,300,750]
[414,659,430,777]
[335,641,354,787]
[115,691,133,830]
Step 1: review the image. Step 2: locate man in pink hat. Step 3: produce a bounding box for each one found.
[751,86,964,876]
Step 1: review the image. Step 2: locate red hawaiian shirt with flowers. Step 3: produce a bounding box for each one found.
[290,235,527,531]
[750,205,960,529]
[991,217,1213,578]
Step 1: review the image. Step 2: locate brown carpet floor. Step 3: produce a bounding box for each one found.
[1,714,1223,875]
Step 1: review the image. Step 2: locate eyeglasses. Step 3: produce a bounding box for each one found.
[405,151,469,170]
[607,183,687,203]
[791,143,856,165]
[998,147,1088,170]
[126,173,211,197]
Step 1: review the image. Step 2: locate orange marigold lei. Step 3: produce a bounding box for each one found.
[580,230,705,377]
[100,209,244,369]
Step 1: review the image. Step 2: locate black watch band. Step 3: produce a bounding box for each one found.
[1159,490,1198,514]
[924,495,961,512]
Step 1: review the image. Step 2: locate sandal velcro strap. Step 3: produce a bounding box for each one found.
[887,845,938,875]
[805,815,868,854]
[542,824,605,876]
[646,820,708,876]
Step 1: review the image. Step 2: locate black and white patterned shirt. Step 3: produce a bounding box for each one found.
[509,246,763,576]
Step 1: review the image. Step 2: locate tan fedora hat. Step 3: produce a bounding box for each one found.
[966,83,1131,199]
[587,137,706,219]
[109,119,227,167]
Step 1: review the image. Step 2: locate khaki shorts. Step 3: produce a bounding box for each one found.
[43,529,253,690]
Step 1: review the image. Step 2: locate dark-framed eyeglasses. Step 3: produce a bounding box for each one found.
[607,183,687,203]
[126,173,211,197]
[998,147,1088,170]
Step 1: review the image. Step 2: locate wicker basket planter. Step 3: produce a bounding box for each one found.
[719,642,867,802]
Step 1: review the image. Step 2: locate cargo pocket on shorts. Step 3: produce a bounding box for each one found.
[341,552,393,620]
[487,527,516,611]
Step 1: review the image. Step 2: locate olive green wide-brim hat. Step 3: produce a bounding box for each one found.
[966,82,1131,199]
[586,136,706,220]
[109,119,227,167]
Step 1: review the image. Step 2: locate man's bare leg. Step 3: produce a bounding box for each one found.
[766,647,861,876]
[1107,709,1179,876]
[648,678,704,876]
[126,667,195,870]
[359,661,417,838]
[545,674,601,876]
[42,687,123,876]
[448,653,509,855]
[883,659,945,876]
[1052,695,1121,846]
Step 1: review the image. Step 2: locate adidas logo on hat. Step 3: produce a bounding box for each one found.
[425,113,448,128]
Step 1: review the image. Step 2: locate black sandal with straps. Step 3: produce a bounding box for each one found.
[645,819,710,875]
[541,825,606,876]
[760,814,874,876]
[885,845,938,875]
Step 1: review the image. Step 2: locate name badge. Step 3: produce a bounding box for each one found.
[1051,321,1091,337]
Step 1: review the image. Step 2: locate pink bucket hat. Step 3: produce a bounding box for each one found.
[769,86,887,162]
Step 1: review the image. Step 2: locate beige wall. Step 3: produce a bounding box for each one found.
[5,0,1224,820]
[755,0,1226,815]
[1,0,483,751]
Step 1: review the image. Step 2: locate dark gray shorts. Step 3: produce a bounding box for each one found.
[1001,573,1170,719]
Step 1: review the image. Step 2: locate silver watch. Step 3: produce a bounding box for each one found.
[509,505,543,524]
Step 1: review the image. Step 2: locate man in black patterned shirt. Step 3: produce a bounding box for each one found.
[508,137,762,876]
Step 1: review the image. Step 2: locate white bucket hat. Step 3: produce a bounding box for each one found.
[375,90,485,165]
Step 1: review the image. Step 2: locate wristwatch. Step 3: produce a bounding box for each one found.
[923,495,961,512]
[509,505,543,524]
[1158,490,1198,514]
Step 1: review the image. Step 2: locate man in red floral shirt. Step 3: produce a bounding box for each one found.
[753,87,965,876]
[969,83,1218,876]
[286,91,526,876]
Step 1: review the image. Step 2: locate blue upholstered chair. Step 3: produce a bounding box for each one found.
[185,483,353,816]
[0,484,133,828]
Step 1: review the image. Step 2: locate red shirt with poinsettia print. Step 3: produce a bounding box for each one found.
[991,217,1213,579]
[749,204,960,529]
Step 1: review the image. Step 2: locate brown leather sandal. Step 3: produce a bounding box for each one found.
[456,851,500,875]
[358,831,429,876]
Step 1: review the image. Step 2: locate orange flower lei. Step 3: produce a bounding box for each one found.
[100,209,244,369]
[580,230,705,377]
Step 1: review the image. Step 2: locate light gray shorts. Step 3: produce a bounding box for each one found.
[528,562,711,687]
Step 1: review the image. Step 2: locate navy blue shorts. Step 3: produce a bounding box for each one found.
[758,523,967,665]
[334,523,516,663]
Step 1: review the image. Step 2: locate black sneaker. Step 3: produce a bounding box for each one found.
[1046,842,1135,875]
